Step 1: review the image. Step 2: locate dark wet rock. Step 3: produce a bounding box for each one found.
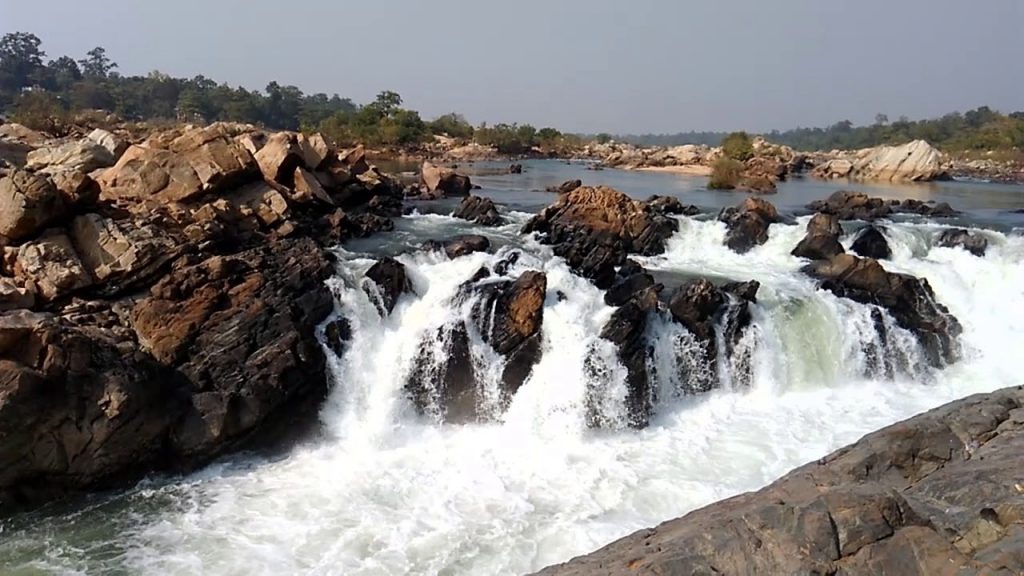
[803,253,961,366]
[617,259,645,278]
[508,163,523,174]
[405,270,546,423]
[323,317,352,358]
[646,195,700,216]
[605,272,656,307]
[363,257,412,315]
[807,212,844,237]
[0,310,182,510]
[792,213,845,261]
[523,186,677,288]
[452,195,505,226]
[421,234,491,259]
[900,198,958,218]
[718,197,781,253]
[545,179,582,194]
[536,386,1024,576]
[493,251,520,276]
[851,225,892,260]
[722,280,760,303]
[808,191,960,221]
[595,285,661,428]
[937,228,988,257]
[808,190,892,221]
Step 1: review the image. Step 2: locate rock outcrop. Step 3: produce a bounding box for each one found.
[452,195,505,226]
[803,254,961,366]
[363,257,412,315]
[808,190,958,221]
[421,235,491,259]
[850,225,892,260]
[406,267,546,423]
[937,228,988,257]
[814,140,949,182]
[420,161,473,198]
[718,197,780,253]
[0,122,406,514]
[545,179,582,194]
[791,213,845,260]
[536,386,1024,576]
[523,186,677,288]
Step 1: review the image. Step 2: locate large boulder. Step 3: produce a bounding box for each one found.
[86,128,128,159]
[131,237,334,460]
[536,387,1024,576]
[850,225,892,260]
[668,278,759,390]
[0,170,66,244]
[98,124,258,206]
[718,197,781,253]
[25,139,115,174]
[792,213,845,260]
[647,195,700,216]
[523,186,677,287]
[545,179,582,194]
[807,190,893,221]
[69,214,184,296]
[0,310,182,510]
[937,228,988,257]
[808,191,958,221]
[452,195,505,226]
[594,284,662,428]
[406,269,547,423]
[0,277,35,311]
[420,161,473,197]
[421,234,491,259]
[12,232,93,301]
[803,253,961,366]
[813,140,948,182]
[363,257,412,315]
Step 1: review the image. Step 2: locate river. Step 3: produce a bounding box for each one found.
[1,160,1022,575]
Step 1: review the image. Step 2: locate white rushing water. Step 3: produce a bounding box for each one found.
[4,213,1024,576]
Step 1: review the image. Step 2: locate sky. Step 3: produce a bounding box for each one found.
[3,0,1023,134]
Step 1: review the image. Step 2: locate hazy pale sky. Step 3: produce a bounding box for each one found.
[4,0,1023,133]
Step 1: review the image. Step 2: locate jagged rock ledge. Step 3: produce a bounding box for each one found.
[535,385,1024,576]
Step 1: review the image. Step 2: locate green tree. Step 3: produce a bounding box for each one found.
[721,131,754,161]
[708,158,744,189]
[0,32,46,91]
[79,46,117,79]
[10,90,70,135]
[595,133,612,144]
[429,113,474,139]
[47,56,82,91]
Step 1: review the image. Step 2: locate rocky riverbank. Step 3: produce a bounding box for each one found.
[0,122,431,514]
[585,137,1024,185]
[536,385,1024,575]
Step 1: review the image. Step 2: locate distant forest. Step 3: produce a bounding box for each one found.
[618,108,1024,152]
[0,31,578,154]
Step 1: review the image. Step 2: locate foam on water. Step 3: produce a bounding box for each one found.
[3,214,1023,576]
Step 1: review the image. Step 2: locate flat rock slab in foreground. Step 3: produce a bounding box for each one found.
[536,386,1024,576]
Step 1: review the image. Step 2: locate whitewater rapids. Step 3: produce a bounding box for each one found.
[2,212,1023,576]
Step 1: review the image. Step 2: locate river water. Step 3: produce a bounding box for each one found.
[2,161,1023,575]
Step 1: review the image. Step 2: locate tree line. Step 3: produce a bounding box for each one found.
[617,107,1024,153]
[0,31,577,153]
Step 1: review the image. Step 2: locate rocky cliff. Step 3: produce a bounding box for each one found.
[536,385,1024,576]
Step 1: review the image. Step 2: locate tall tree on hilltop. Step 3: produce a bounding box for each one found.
[79,46,117,79]
[0,32,46,91]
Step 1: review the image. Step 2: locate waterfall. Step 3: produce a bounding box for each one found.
[3,211,1022,576]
